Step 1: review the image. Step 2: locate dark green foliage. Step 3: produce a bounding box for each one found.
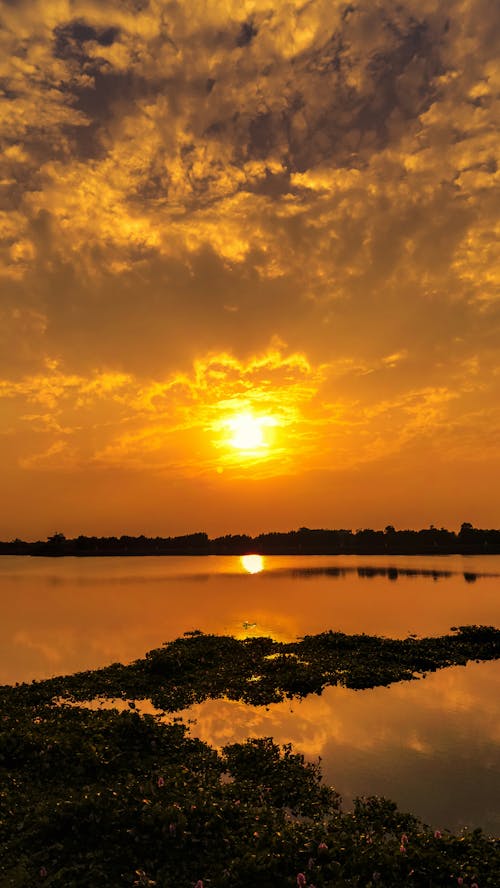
[3,625,499,711]
[1,627,499,886]
[1,702,499,887]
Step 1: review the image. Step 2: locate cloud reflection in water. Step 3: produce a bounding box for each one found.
[171,661,500,835]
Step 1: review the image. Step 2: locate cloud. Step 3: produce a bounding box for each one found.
[1,0,499,530]
[1,342,497,485]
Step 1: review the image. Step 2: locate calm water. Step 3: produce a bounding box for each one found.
[1,554,500,833]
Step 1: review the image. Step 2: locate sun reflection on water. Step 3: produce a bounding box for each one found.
[240,554,264,574]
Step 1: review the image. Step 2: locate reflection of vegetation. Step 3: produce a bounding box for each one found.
[1,627,500,886]
[2,522,500,555]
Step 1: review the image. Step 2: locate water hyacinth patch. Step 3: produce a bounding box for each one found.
[0,629,499,886]
[3,625,500,712]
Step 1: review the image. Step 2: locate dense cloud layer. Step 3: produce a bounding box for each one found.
[1,0,499,535]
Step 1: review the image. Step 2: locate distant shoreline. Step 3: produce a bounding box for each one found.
[2,523,500,557]
[6,549,500,557]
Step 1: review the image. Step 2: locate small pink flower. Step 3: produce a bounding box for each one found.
[307,857,314,869]
[471,883,479,888]
[434,830,442,838]
[297,874,307,887]
[39,868,48,879]
[457,879,464,886]
[157,776,165,787]
[401,833,409,845]
[194,881,204,888]
[318,841,328,853]
[400,844,406,853]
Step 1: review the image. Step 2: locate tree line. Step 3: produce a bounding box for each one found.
[1,523,499,556]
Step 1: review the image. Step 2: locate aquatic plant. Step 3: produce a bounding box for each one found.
[3,625,500,712]
[1,627,500,886]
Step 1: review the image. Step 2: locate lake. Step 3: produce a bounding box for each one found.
[1,553,500,834]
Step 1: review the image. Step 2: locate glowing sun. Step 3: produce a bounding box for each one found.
[226,411,276,452]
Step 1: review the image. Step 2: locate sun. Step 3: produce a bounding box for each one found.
[226,411,276,452]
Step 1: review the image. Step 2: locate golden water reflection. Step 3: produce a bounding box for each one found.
[171,660,500,835]
[69,659,500,835]
[4,554,499,832]
[240,554,264,574]
[1,554,500,683]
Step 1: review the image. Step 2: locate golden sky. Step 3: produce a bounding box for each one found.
[1,0,499,538]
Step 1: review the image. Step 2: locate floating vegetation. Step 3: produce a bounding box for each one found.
[1,626,500,886]
[3,624,500,711]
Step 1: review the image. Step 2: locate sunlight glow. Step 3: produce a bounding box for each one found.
[240,554,264,574]
[226,411,277,452]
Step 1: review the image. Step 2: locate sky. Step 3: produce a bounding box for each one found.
[1,0,499,540]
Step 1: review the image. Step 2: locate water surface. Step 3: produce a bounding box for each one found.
[1,554,499,682]
[172,659,500,835]
[2,553,499,833]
